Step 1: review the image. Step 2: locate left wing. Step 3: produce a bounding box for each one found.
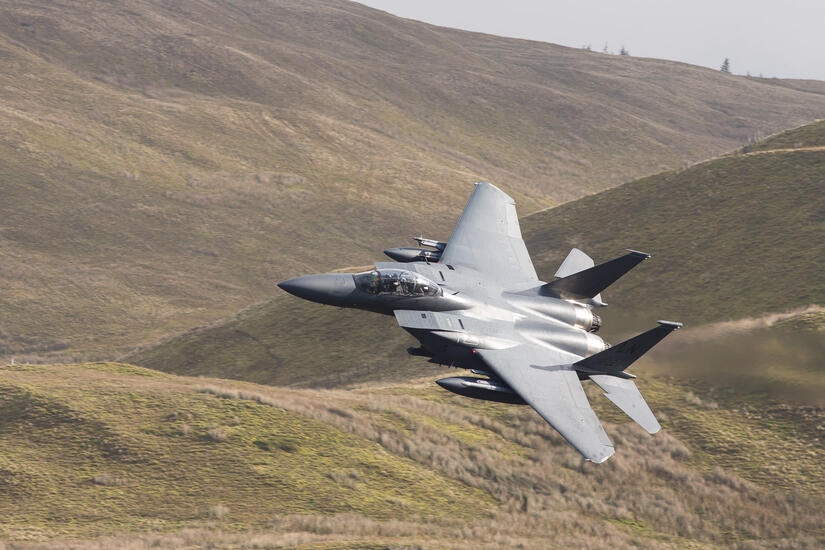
[439,182,538,288]
[476,344,615,463]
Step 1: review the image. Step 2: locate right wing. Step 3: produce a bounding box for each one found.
[476,344,615,463]
[439,182,538,288]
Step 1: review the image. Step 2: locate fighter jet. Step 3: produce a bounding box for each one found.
[279,182,680,463]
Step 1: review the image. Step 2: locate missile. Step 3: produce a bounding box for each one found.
[413,237,447,251]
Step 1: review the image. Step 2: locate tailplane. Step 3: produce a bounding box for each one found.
[589,375,661,434]
[574,320,682,375]
[574,320,682,434]
[544,249,650,304]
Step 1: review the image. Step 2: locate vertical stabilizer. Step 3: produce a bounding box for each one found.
[555,248,595,278]
[554,248,603,305]
[544,250,650,301]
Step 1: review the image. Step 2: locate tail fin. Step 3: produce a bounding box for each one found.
[574,320,682,375]
[543,249,650,303]
[554,248,604,305]
[555,248,595,278]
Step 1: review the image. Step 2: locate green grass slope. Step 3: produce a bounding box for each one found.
[129,120,825,388]
[745,118,825,151]
[0,363,491,541]
[1,362,823,548]
[3,1,825,361]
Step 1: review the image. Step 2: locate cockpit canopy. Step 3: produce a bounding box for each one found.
[355,269,441,297]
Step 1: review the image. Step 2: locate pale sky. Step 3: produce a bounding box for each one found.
[357,0,825,81]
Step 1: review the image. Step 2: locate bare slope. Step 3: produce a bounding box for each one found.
[129,120,825,387]
[1,362,823,548]
[3,1,825,360]
[126,294,430,388]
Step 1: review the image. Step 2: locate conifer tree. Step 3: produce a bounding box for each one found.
[720,58,731,73]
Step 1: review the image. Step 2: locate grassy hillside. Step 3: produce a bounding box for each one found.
[1,362,823,548]
[745,118,825,151]
[522,125,825,331]
[3,1,825,361]
[129,120,825,388]
[0,363,491,541]
[125,294,431,389]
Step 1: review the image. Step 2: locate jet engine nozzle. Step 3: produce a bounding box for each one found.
[573,306,601,333]
[506,294,602,332]
[589,312,602,333]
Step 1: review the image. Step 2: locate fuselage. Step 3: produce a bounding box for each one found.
[278,262,607,372]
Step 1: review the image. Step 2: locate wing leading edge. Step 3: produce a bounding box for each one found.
[439,182,538,287]
[476,345,615,463]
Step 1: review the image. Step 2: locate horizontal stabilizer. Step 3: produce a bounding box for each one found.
[589,375,661,434]
[543,249,650,300]
[574,320,682,373]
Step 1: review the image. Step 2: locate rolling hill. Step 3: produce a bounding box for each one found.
[3,0,825,362]
[128,119,825,389]
[521,119,825,330]
[1,362,823,548]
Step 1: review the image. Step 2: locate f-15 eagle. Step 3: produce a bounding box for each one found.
[279,182,680,462]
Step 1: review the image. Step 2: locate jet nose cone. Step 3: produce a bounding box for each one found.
[277,273,356,305]
[277,276,307,295]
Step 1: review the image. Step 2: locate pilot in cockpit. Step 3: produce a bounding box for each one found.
[355,269,440,297]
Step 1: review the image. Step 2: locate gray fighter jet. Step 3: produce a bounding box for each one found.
[279,182,680,462]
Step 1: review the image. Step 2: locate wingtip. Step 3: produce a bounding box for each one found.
[473,181,514,203]
[588,452,615,464]
[585,445,616,464]
[657,320,683,328]
[625,249,651,259]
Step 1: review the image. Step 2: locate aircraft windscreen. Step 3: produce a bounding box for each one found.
[355,269,440,297]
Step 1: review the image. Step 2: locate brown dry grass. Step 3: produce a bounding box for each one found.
[3,362,822,548]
